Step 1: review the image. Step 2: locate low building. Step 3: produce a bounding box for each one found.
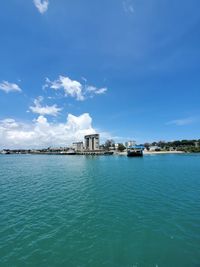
[149,146,161,151]
[84,134,99,151]
[125,140,136,148]
[115,143,119,150]
[195,141,199,148]
[72,142,84,152]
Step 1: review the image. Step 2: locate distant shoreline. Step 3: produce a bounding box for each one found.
[0,150,196,156]
[143,150,185,154]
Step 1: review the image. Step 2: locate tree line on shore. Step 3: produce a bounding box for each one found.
[103,139,200,153]
[143,139,200,153]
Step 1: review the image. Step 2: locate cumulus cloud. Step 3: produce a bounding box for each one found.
[46,76,84,101]
[0,81,22,93]
[33,0,49,14]
[0,113,96,149]
[45,75,108,100]
[29,96,62,116]
[166,117,196,126]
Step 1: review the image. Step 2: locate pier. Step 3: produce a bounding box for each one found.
[76,151,113,155]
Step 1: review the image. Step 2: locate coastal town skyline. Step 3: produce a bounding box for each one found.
[0,0,200,149]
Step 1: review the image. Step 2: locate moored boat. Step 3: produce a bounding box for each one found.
[127,145,144,157]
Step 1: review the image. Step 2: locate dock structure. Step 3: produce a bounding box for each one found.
[76,151,113,155]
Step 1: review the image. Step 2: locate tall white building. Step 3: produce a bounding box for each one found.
[84,134,99,151]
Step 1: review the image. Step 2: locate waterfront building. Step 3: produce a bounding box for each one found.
[72,142,84,152]
[149,146,161,151]
[195,141,199,148]
[125,140,136,148]
[115,143,119,150]
[84,134,99,151]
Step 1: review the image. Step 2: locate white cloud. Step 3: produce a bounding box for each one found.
[29,96,62,116]
[46,76,84,101]
[0,81,22,93]
[45,75,108,100]
[95,88,107,95]
[166,117,196,126]
[123,0,135,14]
[86,86,107,95]
[33,0,49,14]
[0,113,96,149]
[0,119,19,129]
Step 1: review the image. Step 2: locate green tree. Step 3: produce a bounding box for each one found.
[104,139,115,150]
[118,143,126,152]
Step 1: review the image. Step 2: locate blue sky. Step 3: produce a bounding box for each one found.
[0,0,200,148]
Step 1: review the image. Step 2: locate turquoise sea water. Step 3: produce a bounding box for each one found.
[0,154,200,267]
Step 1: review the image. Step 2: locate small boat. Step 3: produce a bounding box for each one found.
[127,145,144,157]
[65,149,76,155]
[1,150,10,154]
